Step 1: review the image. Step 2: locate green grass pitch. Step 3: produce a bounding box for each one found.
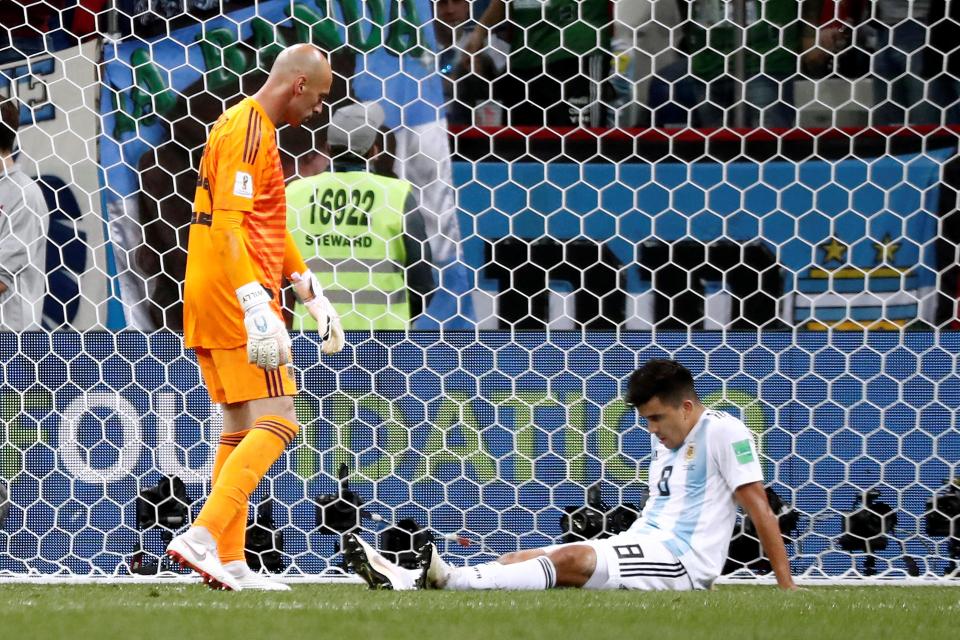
[2,584,958,640]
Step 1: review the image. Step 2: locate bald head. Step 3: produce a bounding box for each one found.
[270,44,329,81]
[256,44,332,128]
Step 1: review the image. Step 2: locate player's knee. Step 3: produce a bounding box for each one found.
[243,395,298,426]
[275,404,298,426]
[498,549,544,565]
[268,396,298,424]
[546,545,597,587]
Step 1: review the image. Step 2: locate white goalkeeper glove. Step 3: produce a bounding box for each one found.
[290,270,345,355]
[236,282,292,370]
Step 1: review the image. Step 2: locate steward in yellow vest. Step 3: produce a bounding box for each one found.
[286,102,435,330]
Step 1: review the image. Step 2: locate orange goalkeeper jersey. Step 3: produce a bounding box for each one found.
[183,97,287,349]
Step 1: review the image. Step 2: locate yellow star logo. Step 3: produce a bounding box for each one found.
[820,238,847,264]
[873,234,901,264]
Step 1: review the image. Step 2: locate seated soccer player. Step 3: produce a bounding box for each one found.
[345,359,797,591]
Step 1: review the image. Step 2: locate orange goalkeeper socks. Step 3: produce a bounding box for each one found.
[210,429,250,564]
[195,416,299,540]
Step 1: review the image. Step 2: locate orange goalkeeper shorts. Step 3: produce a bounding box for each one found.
[194,346,297,405]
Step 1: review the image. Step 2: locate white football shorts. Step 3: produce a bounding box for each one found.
[543,533,696,591]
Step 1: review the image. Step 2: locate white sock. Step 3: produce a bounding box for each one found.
[445,556,557,591]
[223,560,252,577]
[188,526,216,548]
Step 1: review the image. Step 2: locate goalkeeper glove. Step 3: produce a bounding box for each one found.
[236,282,292,370]
[290,270,345,355]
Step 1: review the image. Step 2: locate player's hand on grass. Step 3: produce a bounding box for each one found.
[236,282,292,370]
[291,270,345,355]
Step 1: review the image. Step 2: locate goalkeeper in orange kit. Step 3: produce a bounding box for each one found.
[166,43,345,591]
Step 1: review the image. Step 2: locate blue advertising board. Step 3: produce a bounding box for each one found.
[1,331,958,576]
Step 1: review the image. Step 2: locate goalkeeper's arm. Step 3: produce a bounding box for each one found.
[283,231,344,355]
[210,209,289,369]
[210,209,258,289]
[734,481,797,590]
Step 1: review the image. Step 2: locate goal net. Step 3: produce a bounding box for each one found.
[0,0,959,583]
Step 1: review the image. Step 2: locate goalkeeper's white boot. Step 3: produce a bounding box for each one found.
[343,533,415,590]
[223,561,291,592]
[166,527,242,591]
[416,542,452,589]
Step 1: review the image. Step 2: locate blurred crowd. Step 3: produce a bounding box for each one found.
[2,0,960,129]
[437,0,960,129]
[0,0,104,62]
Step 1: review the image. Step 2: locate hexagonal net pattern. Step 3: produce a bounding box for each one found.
[0,2,958,582]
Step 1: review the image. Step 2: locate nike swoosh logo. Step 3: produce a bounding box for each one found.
[181,538,208,562]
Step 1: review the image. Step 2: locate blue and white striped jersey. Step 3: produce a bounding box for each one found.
[629,409,764,589]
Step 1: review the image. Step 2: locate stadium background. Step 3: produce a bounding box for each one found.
[1,0,959,582]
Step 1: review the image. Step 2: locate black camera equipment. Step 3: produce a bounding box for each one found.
[723,486,800,574]
[558,483,647,544]
[130,476,191,575]
[838,488,897,576]
[379,518,434,569]
[315,463,364,535]
[924,481,960,576]
[315,463,434,569]
[245,499,285,573]
[314,462,374,569]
